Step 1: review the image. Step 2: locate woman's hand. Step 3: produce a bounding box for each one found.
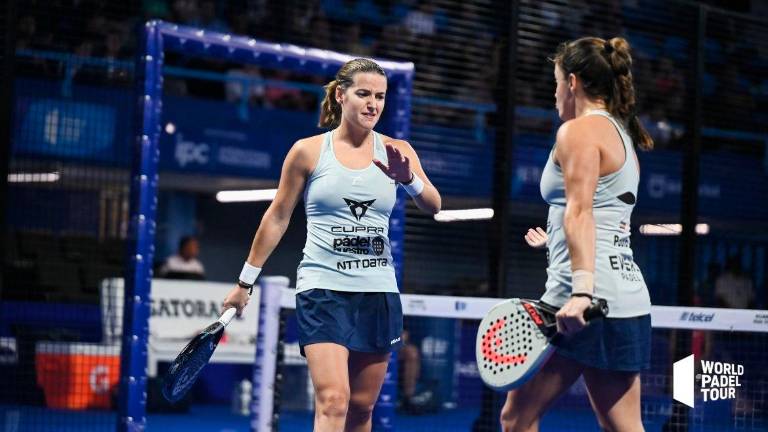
[524,227,548,249]
[555,296,592,336]
[222,285,250,316]
[373,143,412,183]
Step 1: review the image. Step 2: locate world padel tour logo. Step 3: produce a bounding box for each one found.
[673,354,744,407]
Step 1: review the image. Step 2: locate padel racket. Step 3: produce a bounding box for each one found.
[476,298,608,391]
[162,308,237,403]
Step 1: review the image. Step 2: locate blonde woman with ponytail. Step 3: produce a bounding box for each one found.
[222,58,440,432]
[502,37,653,432]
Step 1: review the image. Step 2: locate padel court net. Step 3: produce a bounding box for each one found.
[265,286,768,432]
[1,280,767,431]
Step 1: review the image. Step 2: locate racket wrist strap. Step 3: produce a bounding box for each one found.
[401,172,424,196]
[572,270,594,296]
[238,262,261,295]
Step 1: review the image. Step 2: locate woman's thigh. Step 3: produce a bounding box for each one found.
[583,368,643,432]
[305,342,351,398]
[502,353,585,428]
[347,351,391,409]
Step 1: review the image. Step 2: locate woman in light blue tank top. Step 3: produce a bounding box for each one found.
[501,38,655,432]
[221,58,441,432]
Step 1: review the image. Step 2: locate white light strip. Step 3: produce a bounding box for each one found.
[8,172,60,183]
[216,189,277,203]
[639,223,710,236]
[434,208,494,222]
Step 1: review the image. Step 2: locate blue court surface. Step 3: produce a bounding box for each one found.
[2,403,758,431]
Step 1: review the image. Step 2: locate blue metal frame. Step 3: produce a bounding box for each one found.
[120,20,414,431]
[118,21,163,432]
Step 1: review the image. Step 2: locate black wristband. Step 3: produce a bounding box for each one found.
[401,172,415,185]
[570,292,593,300]
[237,280,254,295]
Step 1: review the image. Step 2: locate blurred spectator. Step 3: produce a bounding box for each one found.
[72,40,102,83]
[159,236,206,280]
[101,33,131,84]
[718,65,755,125]
[173,0,200,25]
[16,14,59,78]
[226,64,266,106]
[653,57,685,115]
[696,261,721,307]
[193,0,230,33]
[398,327,437,414]
[310,12,332,50]
[143,0,171,20]
[639,104,677,148]
[344,23,374,57]
[715,256,755,309]
[399,329,420,404]
[403,2,437,37]
[16,15,37,50]
[264,70,304,110]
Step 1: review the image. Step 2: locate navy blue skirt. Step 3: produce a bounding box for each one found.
[551,313,652,372]
[296,289,403,357]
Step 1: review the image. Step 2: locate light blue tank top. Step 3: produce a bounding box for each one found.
[296,130,398,294]
[539,110,651,317]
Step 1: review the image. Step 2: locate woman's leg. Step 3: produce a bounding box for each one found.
[500,353,585,432]
[305,343,351,432]
[583,368,644,432]
[344,351,391,432]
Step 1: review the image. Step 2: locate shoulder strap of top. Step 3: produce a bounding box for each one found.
[585,110,632,154]
[372,131,388,164]
[310,131,334,177]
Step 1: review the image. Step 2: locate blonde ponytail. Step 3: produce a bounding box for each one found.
[318,79,342,128]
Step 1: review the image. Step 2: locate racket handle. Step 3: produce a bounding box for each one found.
[219,308,237,326]
[583,298,609,321]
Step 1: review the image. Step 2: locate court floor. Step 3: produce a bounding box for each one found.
[2,403,754,431]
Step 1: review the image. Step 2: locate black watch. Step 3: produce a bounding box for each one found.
[401,172,415,185]
[237,280,254,295]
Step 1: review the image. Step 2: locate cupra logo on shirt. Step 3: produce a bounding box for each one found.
[343,198,376,221]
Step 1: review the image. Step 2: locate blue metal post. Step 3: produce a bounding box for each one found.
[117,20,163,432]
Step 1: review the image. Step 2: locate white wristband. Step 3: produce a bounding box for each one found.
[239,262,262,285]
[572,270,594,296]
[401,173,424,196]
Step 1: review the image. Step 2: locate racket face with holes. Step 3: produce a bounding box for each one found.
[161,321,224,403]
[476,299,554,391]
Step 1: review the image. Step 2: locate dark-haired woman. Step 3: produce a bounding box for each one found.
[222,58,440,432]
[501,37,653,432]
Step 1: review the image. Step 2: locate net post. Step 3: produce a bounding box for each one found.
[117,20,163,432]
[251,276,289,432]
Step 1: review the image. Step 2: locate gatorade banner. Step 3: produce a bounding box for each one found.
[100,278,260,371]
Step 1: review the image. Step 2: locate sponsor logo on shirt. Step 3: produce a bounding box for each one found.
[332,236,386,256]
[343,198,375,221]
